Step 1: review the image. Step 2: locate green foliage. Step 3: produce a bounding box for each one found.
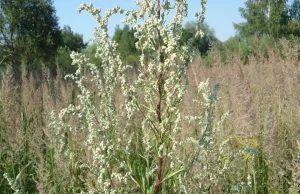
[0,0,62,82]
[180,21,219,55]
[289,0,300,20]
[253,148,270,194]
[82,44,102,66]
[0,0,62,62]
[56,47,75,75]
[234,0,289,38]
[62,25,87,52]
[57,26,87,75]
[286,19,300,37]
[234,0,300,40]
[218,34,283,64]
[1,110,38,194]
[112,25,139,64]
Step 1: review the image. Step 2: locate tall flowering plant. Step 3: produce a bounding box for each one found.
[50,0,240,193]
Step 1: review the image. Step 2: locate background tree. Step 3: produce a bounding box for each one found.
[234,0,289,38]
[289,0,300,20]
[56,25,87,75]
[0,0,62,78]
[180,21,219,55]
[112,25,139,65]
[61,25,87,52]
[286,0,300,37]
[83,44,102,66]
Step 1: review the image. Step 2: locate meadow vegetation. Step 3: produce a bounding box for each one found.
[0,0,300,193]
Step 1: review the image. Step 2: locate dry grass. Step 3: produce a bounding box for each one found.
[0,40,299,193]
[183,41,300,192]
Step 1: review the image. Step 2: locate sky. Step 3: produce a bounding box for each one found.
[53,0,247,43]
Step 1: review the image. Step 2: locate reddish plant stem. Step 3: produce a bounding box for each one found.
[155,1,165,193]
[155,156,163,193]
[155,73,163,194]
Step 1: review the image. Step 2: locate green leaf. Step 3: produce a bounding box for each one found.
[161,167,185,184]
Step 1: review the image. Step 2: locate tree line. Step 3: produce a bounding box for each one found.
[0,0,87,81]
[234,0,300,38]
[96,0,300,67]
[0,0,221,81]
[1,0,300,81]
